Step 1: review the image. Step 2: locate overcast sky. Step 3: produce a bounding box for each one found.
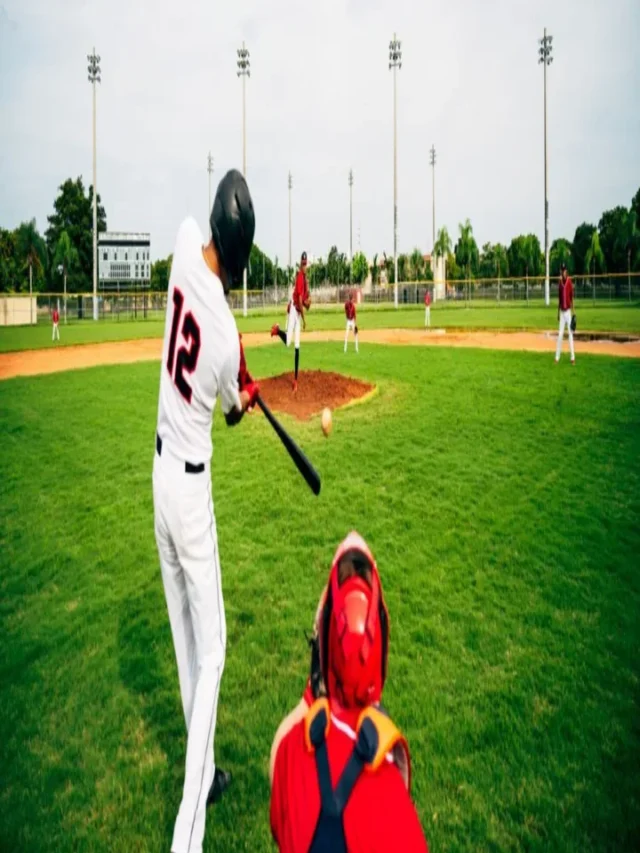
[1,0,638,263]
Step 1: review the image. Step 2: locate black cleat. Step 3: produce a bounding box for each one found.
[207,767,232,807]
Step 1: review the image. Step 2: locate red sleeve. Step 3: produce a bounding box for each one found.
[370,769,429,852]
[270,740,285,845]
[344,302,349,317]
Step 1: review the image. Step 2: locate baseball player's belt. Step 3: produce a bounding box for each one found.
[156,433,205,474]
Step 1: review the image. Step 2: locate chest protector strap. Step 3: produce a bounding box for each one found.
[304,699,410,853]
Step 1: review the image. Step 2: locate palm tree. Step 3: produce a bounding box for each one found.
[433,227,452,259]
[614,210,638,301]
[585,231,605,304]
[16,219,47,325]
[371,253,379,288]
[456,219,479,302]
[410,248,424,282]
[52,231,79,324]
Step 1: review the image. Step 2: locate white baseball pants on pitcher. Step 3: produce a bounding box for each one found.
[555,309,575,362]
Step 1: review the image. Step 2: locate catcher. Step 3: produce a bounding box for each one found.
[344,292,359,353]
[271,250,311,392]
[269,532,429,853]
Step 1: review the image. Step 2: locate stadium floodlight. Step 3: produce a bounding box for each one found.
[87,48,101,321]
[389,34,402,307]
[237,42,250,315]
[539,29,553,306]
[429,145,436,256]
[288,172,293,275]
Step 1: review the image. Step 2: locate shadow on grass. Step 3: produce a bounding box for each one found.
[117,578,185,847]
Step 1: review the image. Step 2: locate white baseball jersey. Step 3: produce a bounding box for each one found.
[156,217,241,464]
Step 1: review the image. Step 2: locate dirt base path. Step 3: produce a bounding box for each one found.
[1,328,639,381]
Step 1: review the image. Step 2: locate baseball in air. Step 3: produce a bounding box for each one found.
[321,407,332,437]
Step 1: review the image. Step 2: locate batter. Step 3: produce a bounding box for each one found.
[153,169,259,853]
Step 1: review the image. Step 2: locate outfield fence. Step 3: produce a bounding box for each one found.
[2,272,639,325]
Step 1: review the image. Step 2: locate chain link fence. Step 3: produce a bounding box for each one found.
[1,273,638,326]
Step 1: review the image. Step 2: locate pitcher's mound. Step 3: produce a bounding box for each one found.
[258,370,375,420]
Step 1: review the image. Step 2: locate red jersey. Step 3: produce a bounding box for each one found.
[424,292,431,307]
[345,301,356,321]
[558,278,573,312]
[52,309,59,324]
[271,708,428,853]
[293,270,309,312]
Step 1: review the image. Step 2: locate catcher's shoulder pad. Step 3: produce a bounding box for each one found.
[356,705,411,790]
[304,697,331,752]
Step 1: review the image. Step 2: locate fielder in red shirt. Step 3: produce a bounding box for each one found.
[555,263,575,364]
[270,532,429,853]
[271,251,311,392]
[52,307,60,342]
[344,293,359,354]
[424,290,431,328]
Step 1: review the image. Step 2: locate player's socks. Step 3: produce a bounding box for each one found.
[294,347,300,380]
[278,329,287,345]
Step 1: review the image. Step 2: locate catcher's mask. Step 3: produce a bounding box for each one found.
[319,532,389,709]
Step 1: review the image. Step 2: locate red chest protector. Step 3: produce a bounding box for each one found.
[304,698,411,853]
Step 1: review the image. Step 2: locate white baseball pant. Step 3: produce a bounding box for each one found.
[555,309,575,362]
[52,323,60,341]
[424,306,431,327]
[153,442,226,853]
[286,305,302,349]
[344,319,358,352]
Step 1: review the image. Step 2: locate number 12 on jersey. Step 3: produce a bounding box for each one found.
[167,288,201,403]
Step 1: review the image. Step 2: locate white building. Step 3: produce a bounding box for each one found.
[98,232,151,286]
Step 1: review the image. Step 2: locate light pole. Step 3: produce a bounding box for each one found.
[429,145,436,255]
[348,169,354,284]
[87,48,101,321]
[288,172,293,277]
[539,29,553,307]
[389,34,402,308]
[207,152,214,234]
[237,41,250,315]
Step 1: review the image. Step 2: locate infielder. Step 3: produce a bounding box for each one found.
[555,262,575,364]
[424,288,431,328]
[52,306,60,341]
[344,292,359,353]
[271,251,310,392]
[153,169,258,853]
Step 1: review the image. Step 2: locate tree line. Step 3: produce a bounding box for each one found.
[0,178,107,295]
[433,188,640,290]
[2,178,637,295]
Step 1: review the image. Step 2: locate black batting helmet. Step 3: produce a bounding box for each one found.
[210,169,255,286]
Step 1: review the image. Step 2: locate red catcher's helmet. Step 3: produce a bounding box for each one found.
[318,532,389,709]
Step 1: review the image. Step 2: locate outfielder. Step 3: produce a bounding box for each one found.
[424,289,431,327]
[52,306,60,341]
[555,262,575,364]
[153,169,258,853]
[344,292,359,353]
[271,251,310,392]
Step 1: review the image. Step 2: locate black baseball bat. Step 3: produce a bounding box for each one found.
[256,394,321,496]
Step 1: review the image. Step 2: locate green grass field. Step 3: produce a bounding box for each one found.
[1,342,639,852]
[1,302,639,353]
